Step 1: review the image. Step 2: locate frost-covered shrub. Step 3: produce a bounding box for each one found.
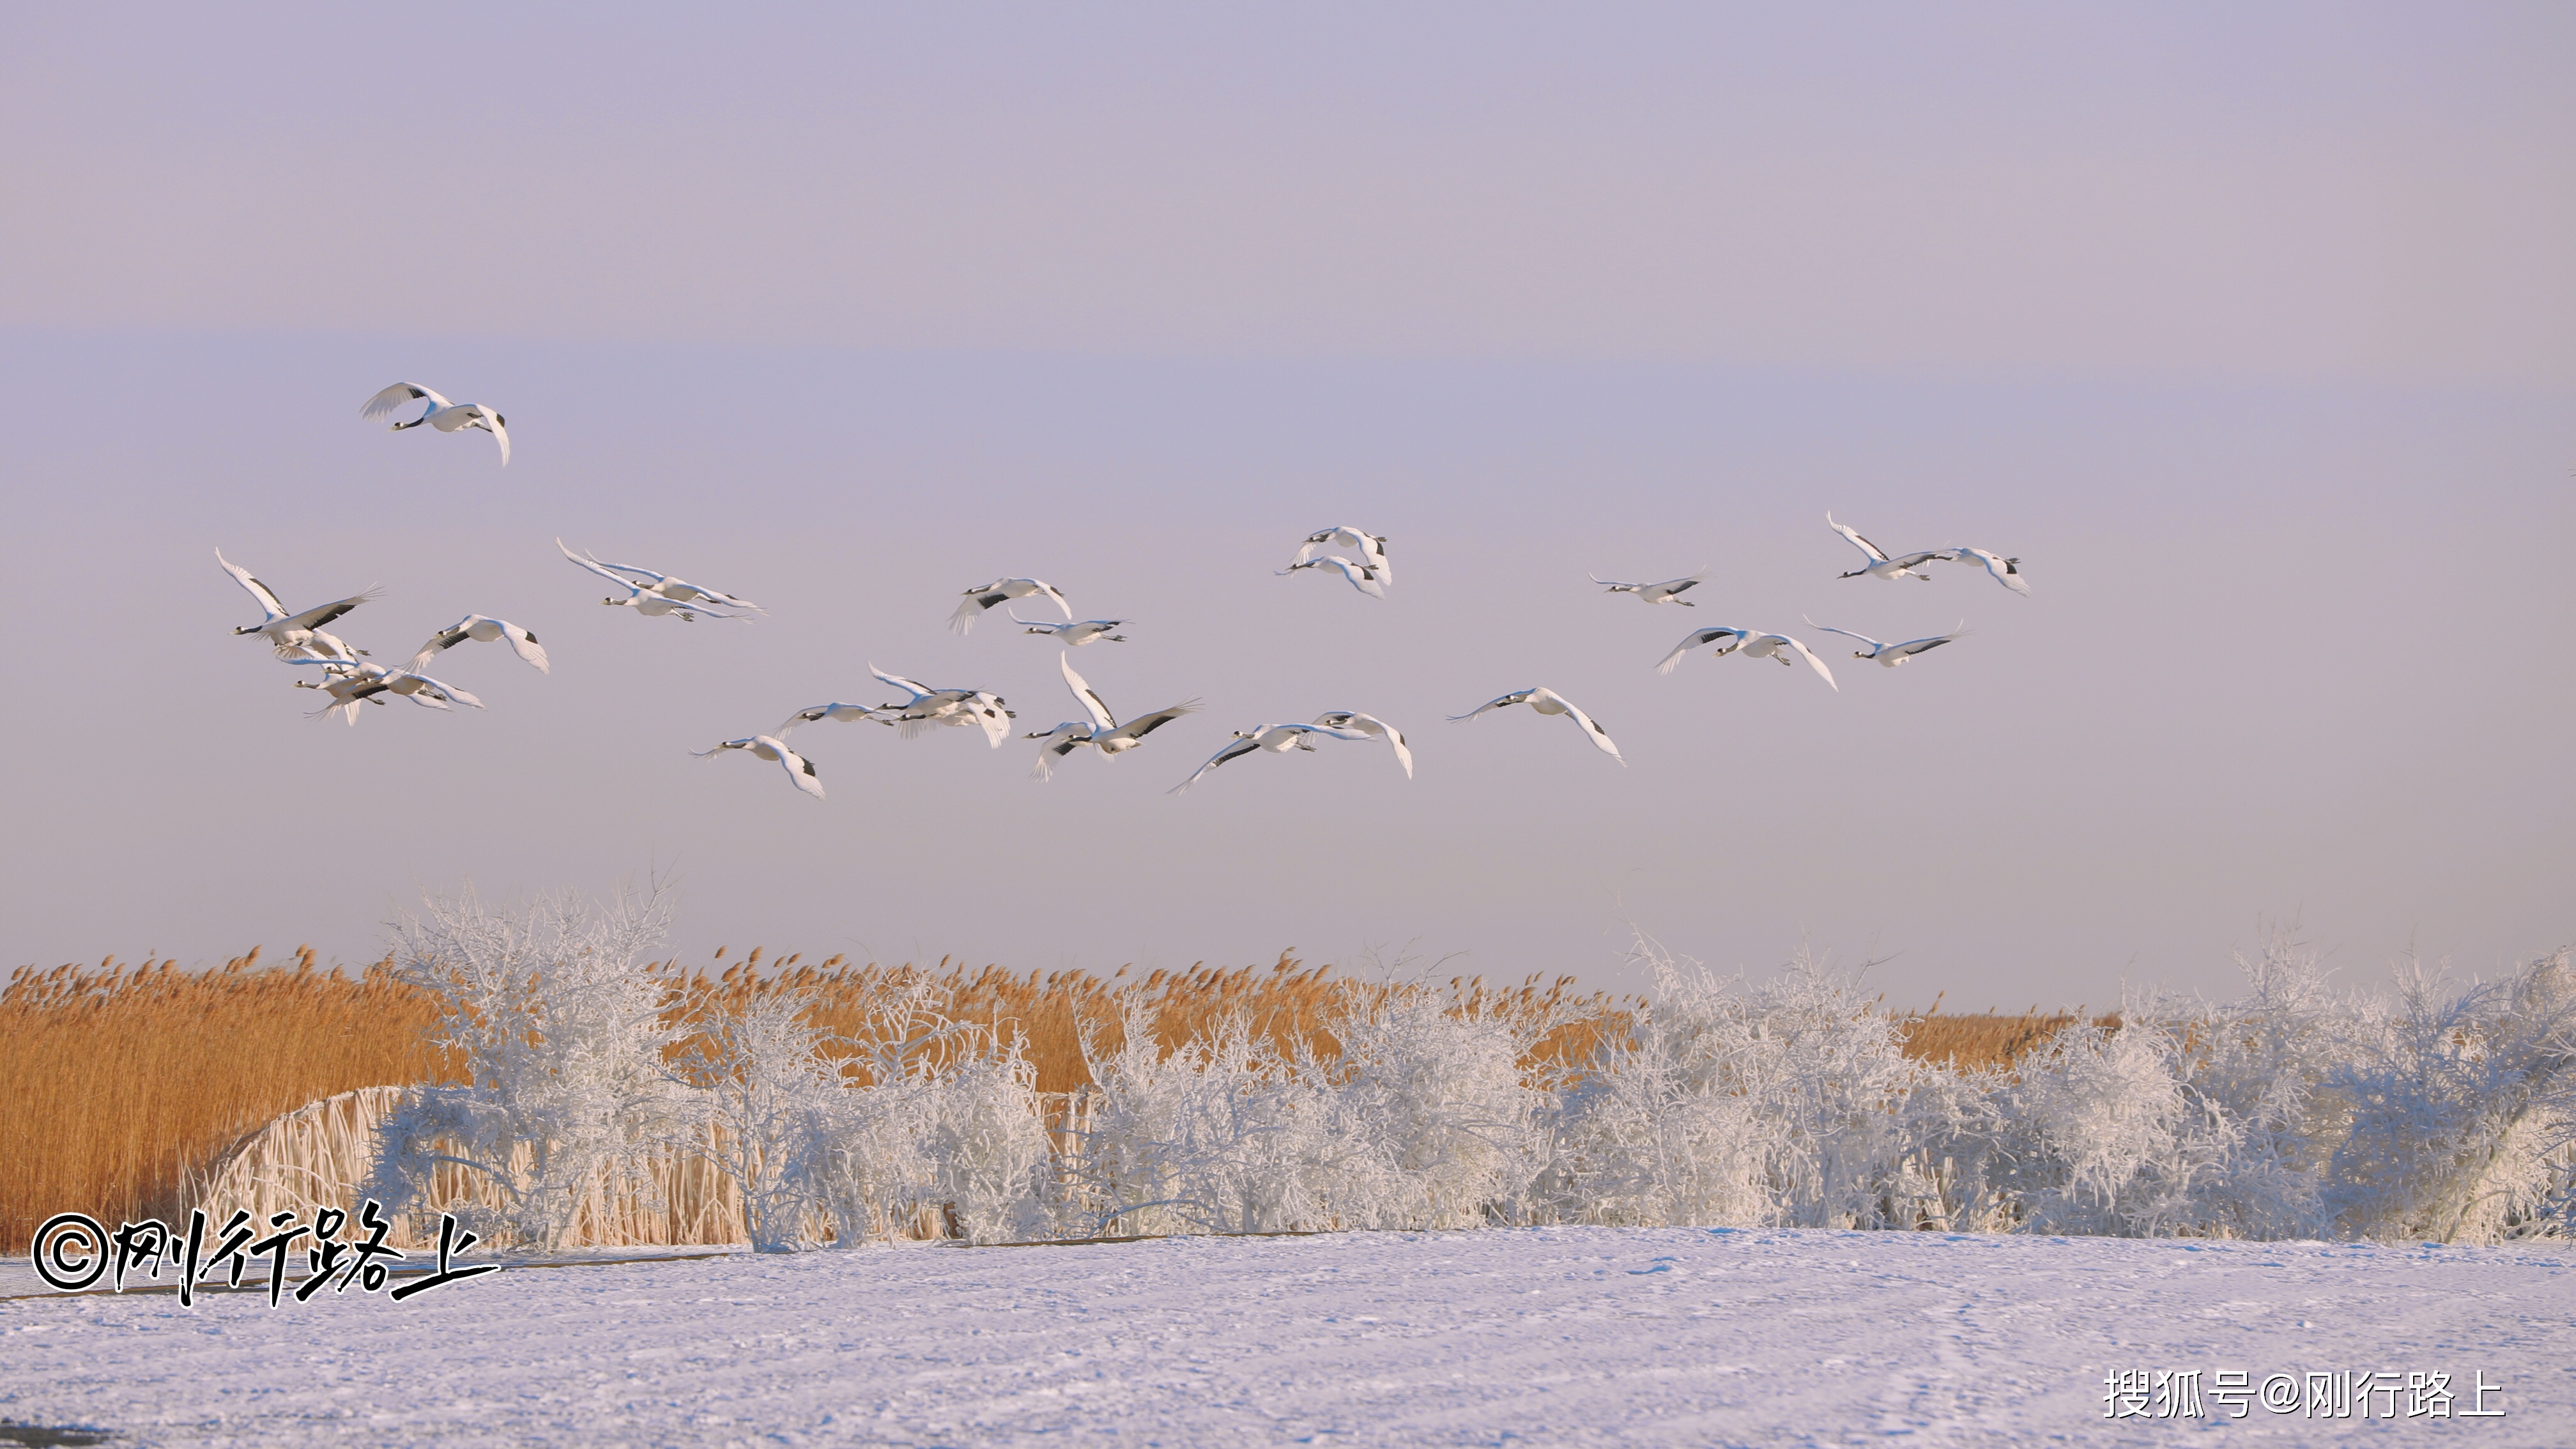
[1982,942,2347,1239]
[1553,942,1921,1229]
[919,1024,1057,1243]
[1319,989,1553,1229]
[673,988,841,1252]
[1070,1002,1336,1236]
[2327,949,2576,1243]
[801,978,946,1248]
[687,970,1057,1248]
[364,892,2572,1250]
[1066,988,1551,1236]
[2001,998,2231,1238]
[369,886,688,1250]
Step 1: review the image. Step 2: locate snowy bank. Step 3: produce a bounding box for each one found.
[3,1227,2569,1446]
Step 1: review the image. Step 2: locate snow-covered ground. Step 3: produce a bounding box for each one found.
[2,1227,2569,1446]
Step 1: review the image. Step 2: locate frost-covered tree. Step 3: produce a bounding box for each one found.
[367,885,687,1250]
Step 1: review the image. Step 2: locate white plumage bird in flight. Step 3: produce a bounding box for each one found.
[1279,554,1386,599]
[558,540,762,618]
[1590,569,1710,606]
[1655,627,1839,690]
[1025,654,1200,779]
[407,615,549,675]
[1309,710,1413,779]
[1010,611,1128,645]
[1805,618,1968,668]
[1169,720,1377,793]
[1449,687,1624,765]
[1949,547,2031,596]
[360,383,510,465]
[218,549,378,662]
[953,578,1071,634]
[1827,513,1952,581]
[691,735,825,800]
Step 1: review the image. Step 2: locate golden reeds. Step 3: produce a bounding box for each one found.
[0,948,454,1254]
[1894,1006,2122,1071]
[668,949,1629,1091]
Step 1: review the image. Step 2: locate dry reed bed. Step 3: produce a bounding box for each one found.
[0,949,451,1254]
[3,947,2075,1254]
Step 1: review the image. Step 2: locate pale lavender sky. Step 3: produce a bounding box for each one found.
[3,5,2569,1006]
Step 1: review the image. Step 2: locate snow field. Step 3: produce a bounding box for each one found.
[3,1227,2570,1447]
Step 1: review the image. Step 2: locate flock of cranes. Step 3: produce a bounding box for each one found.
[216,382,2032,799]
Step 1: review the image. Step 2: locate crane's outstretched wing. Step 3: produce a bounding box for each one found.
[1058,654,1117,732]
[392,670,484,710]
[215,549,288,622]
[1826,512,1890,564]
[360,382,447,420]
[868,665,938,707]
[1170,736,1264,793]
[1312,710,1412,778]
[1781,636,1839,691]
[1544,693,1625,764]
[774,702,880,736]
[1804,618,1883,652]
[464,404,510,465]
[1449,689,1535,721]
[576,548,670,585]
[1101,699,1201,747]
[279,589,381,636]
[1654,627,1747,674]
[558,539,643,593]
[762,737,825,800]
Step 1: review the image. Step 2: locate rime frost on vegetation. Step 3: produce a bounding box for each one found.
[365,893,2576,1250]
[368,886,690,1250]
